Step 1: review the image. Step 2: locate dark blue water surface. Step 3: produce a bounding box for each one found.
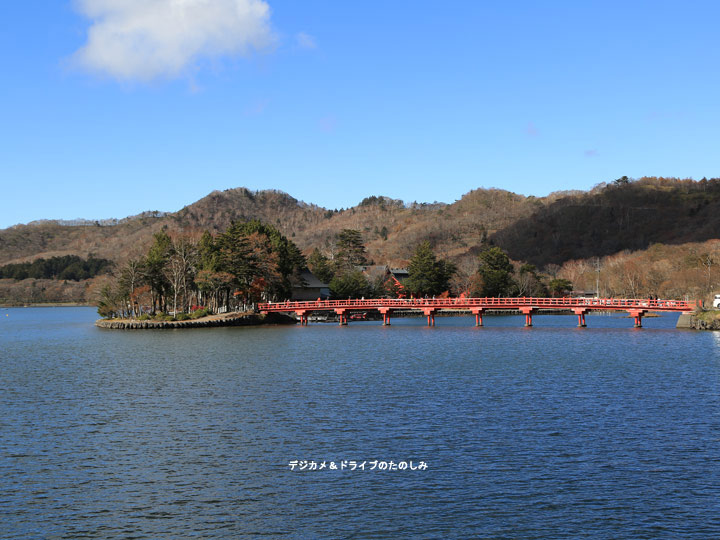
[1,307,719,539]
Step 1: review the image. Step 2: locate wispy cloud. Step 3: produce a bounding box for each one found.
[296,32,317,50]
[71,0,276,82]
[584,149,599,157]
[526,122,539,137]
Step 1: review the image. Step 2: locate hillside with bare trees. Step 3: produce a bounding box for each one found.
[0,186,549,267]
[2,177,720,305]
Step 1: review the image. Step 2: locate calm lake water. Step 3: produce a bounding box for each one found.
[1,307,719,539]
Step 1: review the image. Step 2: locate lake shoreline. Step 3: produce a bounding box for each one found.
[677,311,720,330]
[95,311,296,329]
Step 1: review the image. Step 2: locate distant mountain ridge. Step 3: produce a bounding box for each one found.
[0,186,541,266]
[17,211,169,229]
[2,178,719,270]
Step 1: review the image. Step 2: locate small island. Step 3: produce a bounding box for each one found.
[95,221,307,328]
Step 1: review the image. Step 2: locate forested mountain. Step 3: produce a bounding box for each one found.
[2,176,720,305]
[492,177,720,266]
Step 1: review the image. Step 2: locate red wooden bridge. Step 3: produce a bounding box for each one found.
[259,297,698,328]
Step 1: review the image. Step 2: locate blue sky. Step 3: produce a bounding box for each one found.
[2,1,719,228]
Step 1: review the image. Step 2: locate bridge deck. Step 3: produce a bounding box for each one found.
[259,297,697,328]
[260,297,695,312]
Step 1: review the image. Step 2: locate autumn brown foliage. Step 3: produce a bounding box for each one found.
[2,177,720,305]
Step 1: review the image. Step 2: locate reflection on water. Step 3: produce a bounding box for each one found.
[1,308,720,539]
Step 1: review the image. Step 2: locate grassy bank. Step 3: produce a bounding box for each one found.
[695,310,720,323]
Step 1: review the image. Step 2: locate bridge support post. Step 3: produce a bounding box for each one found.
[520,306,535,327]
[335,309,348,326]
[422,308,436,327]
[628,309,646,328]
[295,311,308,326]
[379,308,391,326]
[471,308,485,327]
[573,308,588,327]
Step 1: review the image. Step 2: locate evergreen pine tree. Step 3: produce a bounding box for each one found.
[476,246,516,297]
[406,241,456,297]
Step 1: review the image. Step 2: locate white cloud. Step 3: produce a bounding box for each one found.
[296,32,317,50]
[72,0,276,81]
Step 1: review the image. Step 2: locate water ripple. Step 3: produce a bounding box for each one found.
[1,308,719,538]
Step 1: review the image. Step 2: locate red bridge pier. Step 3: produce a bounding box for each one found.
[422,308,436,327]
[379,307,392,326]
[573,308,588,327]
[628,309,646,328]
[471,308,485,327]
[335,309,348,326]
[520,306,535,327]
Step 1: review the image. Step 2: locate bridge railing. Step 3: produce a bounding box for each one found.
[259,297,696,312]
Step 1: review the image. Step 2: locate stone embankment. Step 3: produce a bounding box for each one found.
[676,312,720,330]
[96,312,296,329]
